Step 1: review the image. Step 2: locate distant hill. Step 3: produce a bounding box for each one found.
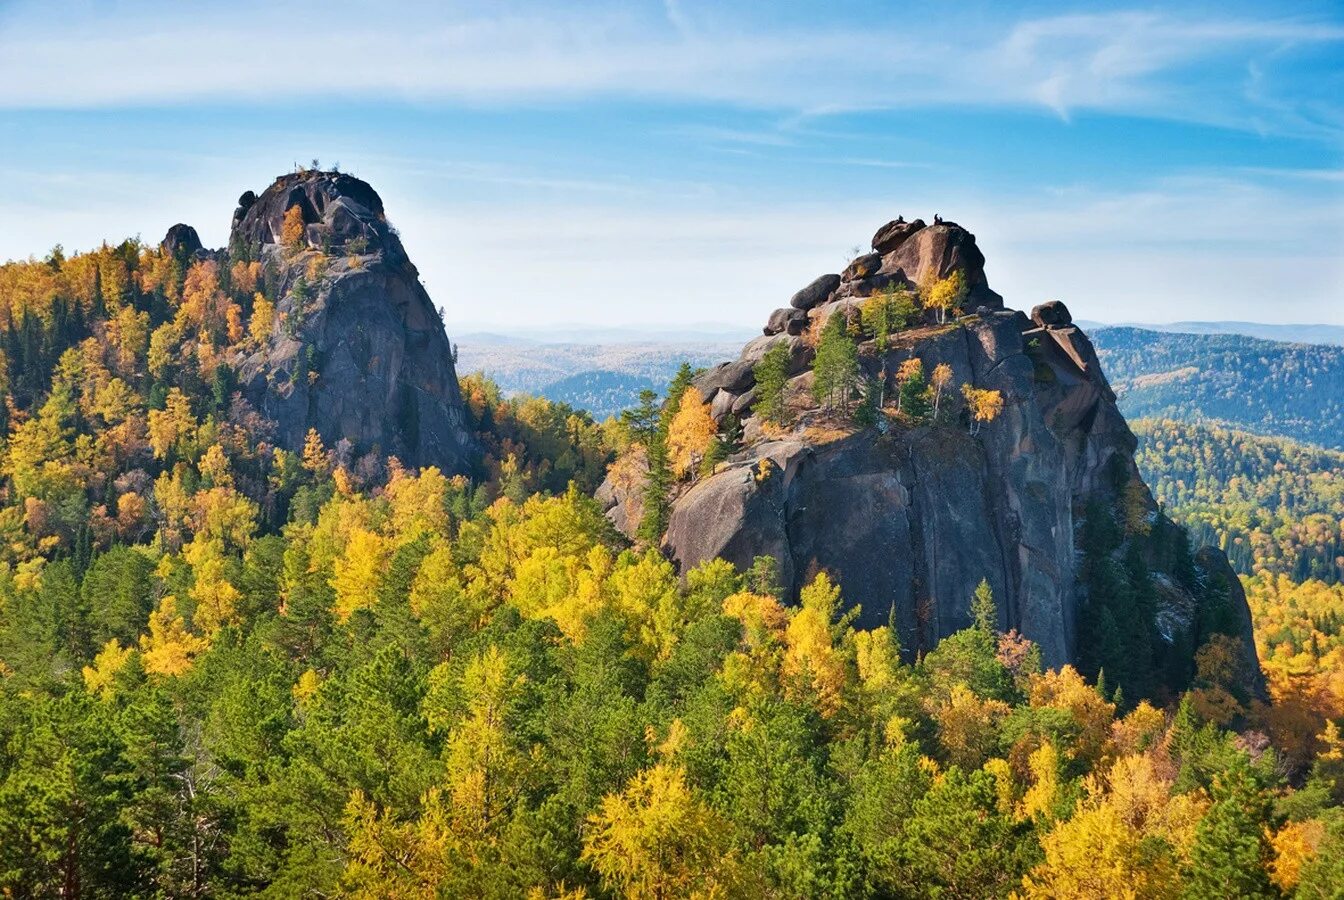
[1083,320,1344,346]
[1133,418,1344,583]
[1093,327,1344,450]
[455,339,740,414]
[537,370,658,420]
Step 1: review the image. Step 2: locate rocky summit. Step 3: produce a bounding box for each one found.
[176,170,477,474]
[599,216,1262,692]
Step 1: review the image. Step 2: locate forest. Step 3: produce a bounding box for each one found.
[1094,327,1344,451]
[1133,418,1344,584]
[1,240,1343,898]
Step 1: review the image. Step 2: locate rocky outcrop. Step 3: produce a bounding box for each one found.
[790,274,841,311]
[162,223,203,259]
[599,214,1262,690]
[871,217,926,254]
[223,171,477,473]
[764,307,807,336]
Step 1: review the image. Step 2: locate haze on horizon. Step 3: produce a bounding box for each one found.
[1,0,1341,328]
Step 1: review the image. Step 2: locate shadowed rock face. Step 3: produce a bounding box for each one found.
[224,171,477,474]
[162,223,203,259]
[601,216,1262,690]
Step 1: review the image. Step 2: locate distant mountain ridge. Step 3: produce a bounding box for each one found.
[456,339,741,407]
[1093,327,1344,450]
[1084,320,1344,346]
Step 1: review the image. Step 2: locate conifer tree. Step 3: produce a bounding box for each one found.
[752,341,791,425]
[812,313,859,412]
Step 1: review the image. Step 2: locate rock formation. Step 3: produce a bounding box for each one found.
[161,223,204,259]
[599,216,1262,696]
[176,170,477,474]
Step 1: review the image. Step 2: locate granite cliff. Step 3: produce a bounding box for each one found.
[599,216,1262,697]
[169,170,477,474]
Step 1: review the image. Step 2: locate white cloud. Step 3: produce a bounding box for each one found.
[0,1,1339,133]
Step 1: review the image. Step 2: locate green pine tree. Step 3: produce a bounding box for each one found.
[812,313,859,412]
[752,341,792,425]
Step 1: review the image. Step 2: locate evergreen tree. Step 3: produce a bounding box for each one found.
[638,363,694,543]
[1184,759,1278,899]
[752,341,792,425]
[899,366,931,420]
[812,313,859,412]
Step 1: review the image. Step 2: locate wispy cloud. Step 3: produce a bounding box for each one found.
[1,1,1340,136]
[3,153,1339,326]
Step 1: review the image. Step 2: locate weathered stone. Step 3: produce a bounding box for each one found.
[228,171,477,474]
[739,333,812,375]
[764,307,807,336]
[789,273,841,310]
[832,272,908,301]
[710,389,737,421]
[842,252,882,282]
[598,216,1263,689]
[881,223,1003,309]
[731,388,757,415]
[692,360,756,400]
[1031,299,1073,328]
[162,223,202,258]
[872,218,926,254]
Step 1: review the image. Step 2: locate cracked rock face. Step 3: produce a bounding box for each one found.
[599,217,1260,685]
[225,171,477,474]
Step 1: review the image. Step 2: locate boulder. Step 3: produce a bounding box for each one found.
[842,252,882,282]
[764,307,807,336]
[731,389,757,416]
[162,223,203,258]
[1031,300,1072,328]
[880,223,1003,309]
[872,218,926,254]
[790,273,841,310]
[710,389,737,421]
[739,333,812,375]
[832,272,907,301]
[693,359,756,400]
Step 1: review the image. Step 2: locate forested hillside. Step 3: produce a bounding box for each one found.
[2,225,1343,896]
[1132,418,1344,793]
[536,370,658,421]
[1134,419,1344,583]
[1094,328,1344,450]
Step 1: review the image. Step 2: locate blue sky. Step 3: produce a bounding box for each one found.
[1,0,1341,329]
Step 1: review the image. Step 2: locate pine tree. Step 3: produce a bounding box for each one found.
[971,578,997,633]
[752,341,791,424]
[812,313,859,412]
[638,363,694,544]
[900,365,931,420]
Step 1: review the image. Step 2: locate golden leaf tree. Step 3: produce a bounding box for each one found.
[281,204,306,251]
[667,386,716,480]
[139,595,208,677]
[961,384,1004,435]
[582,763,735,899]
[922,269,968,324]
